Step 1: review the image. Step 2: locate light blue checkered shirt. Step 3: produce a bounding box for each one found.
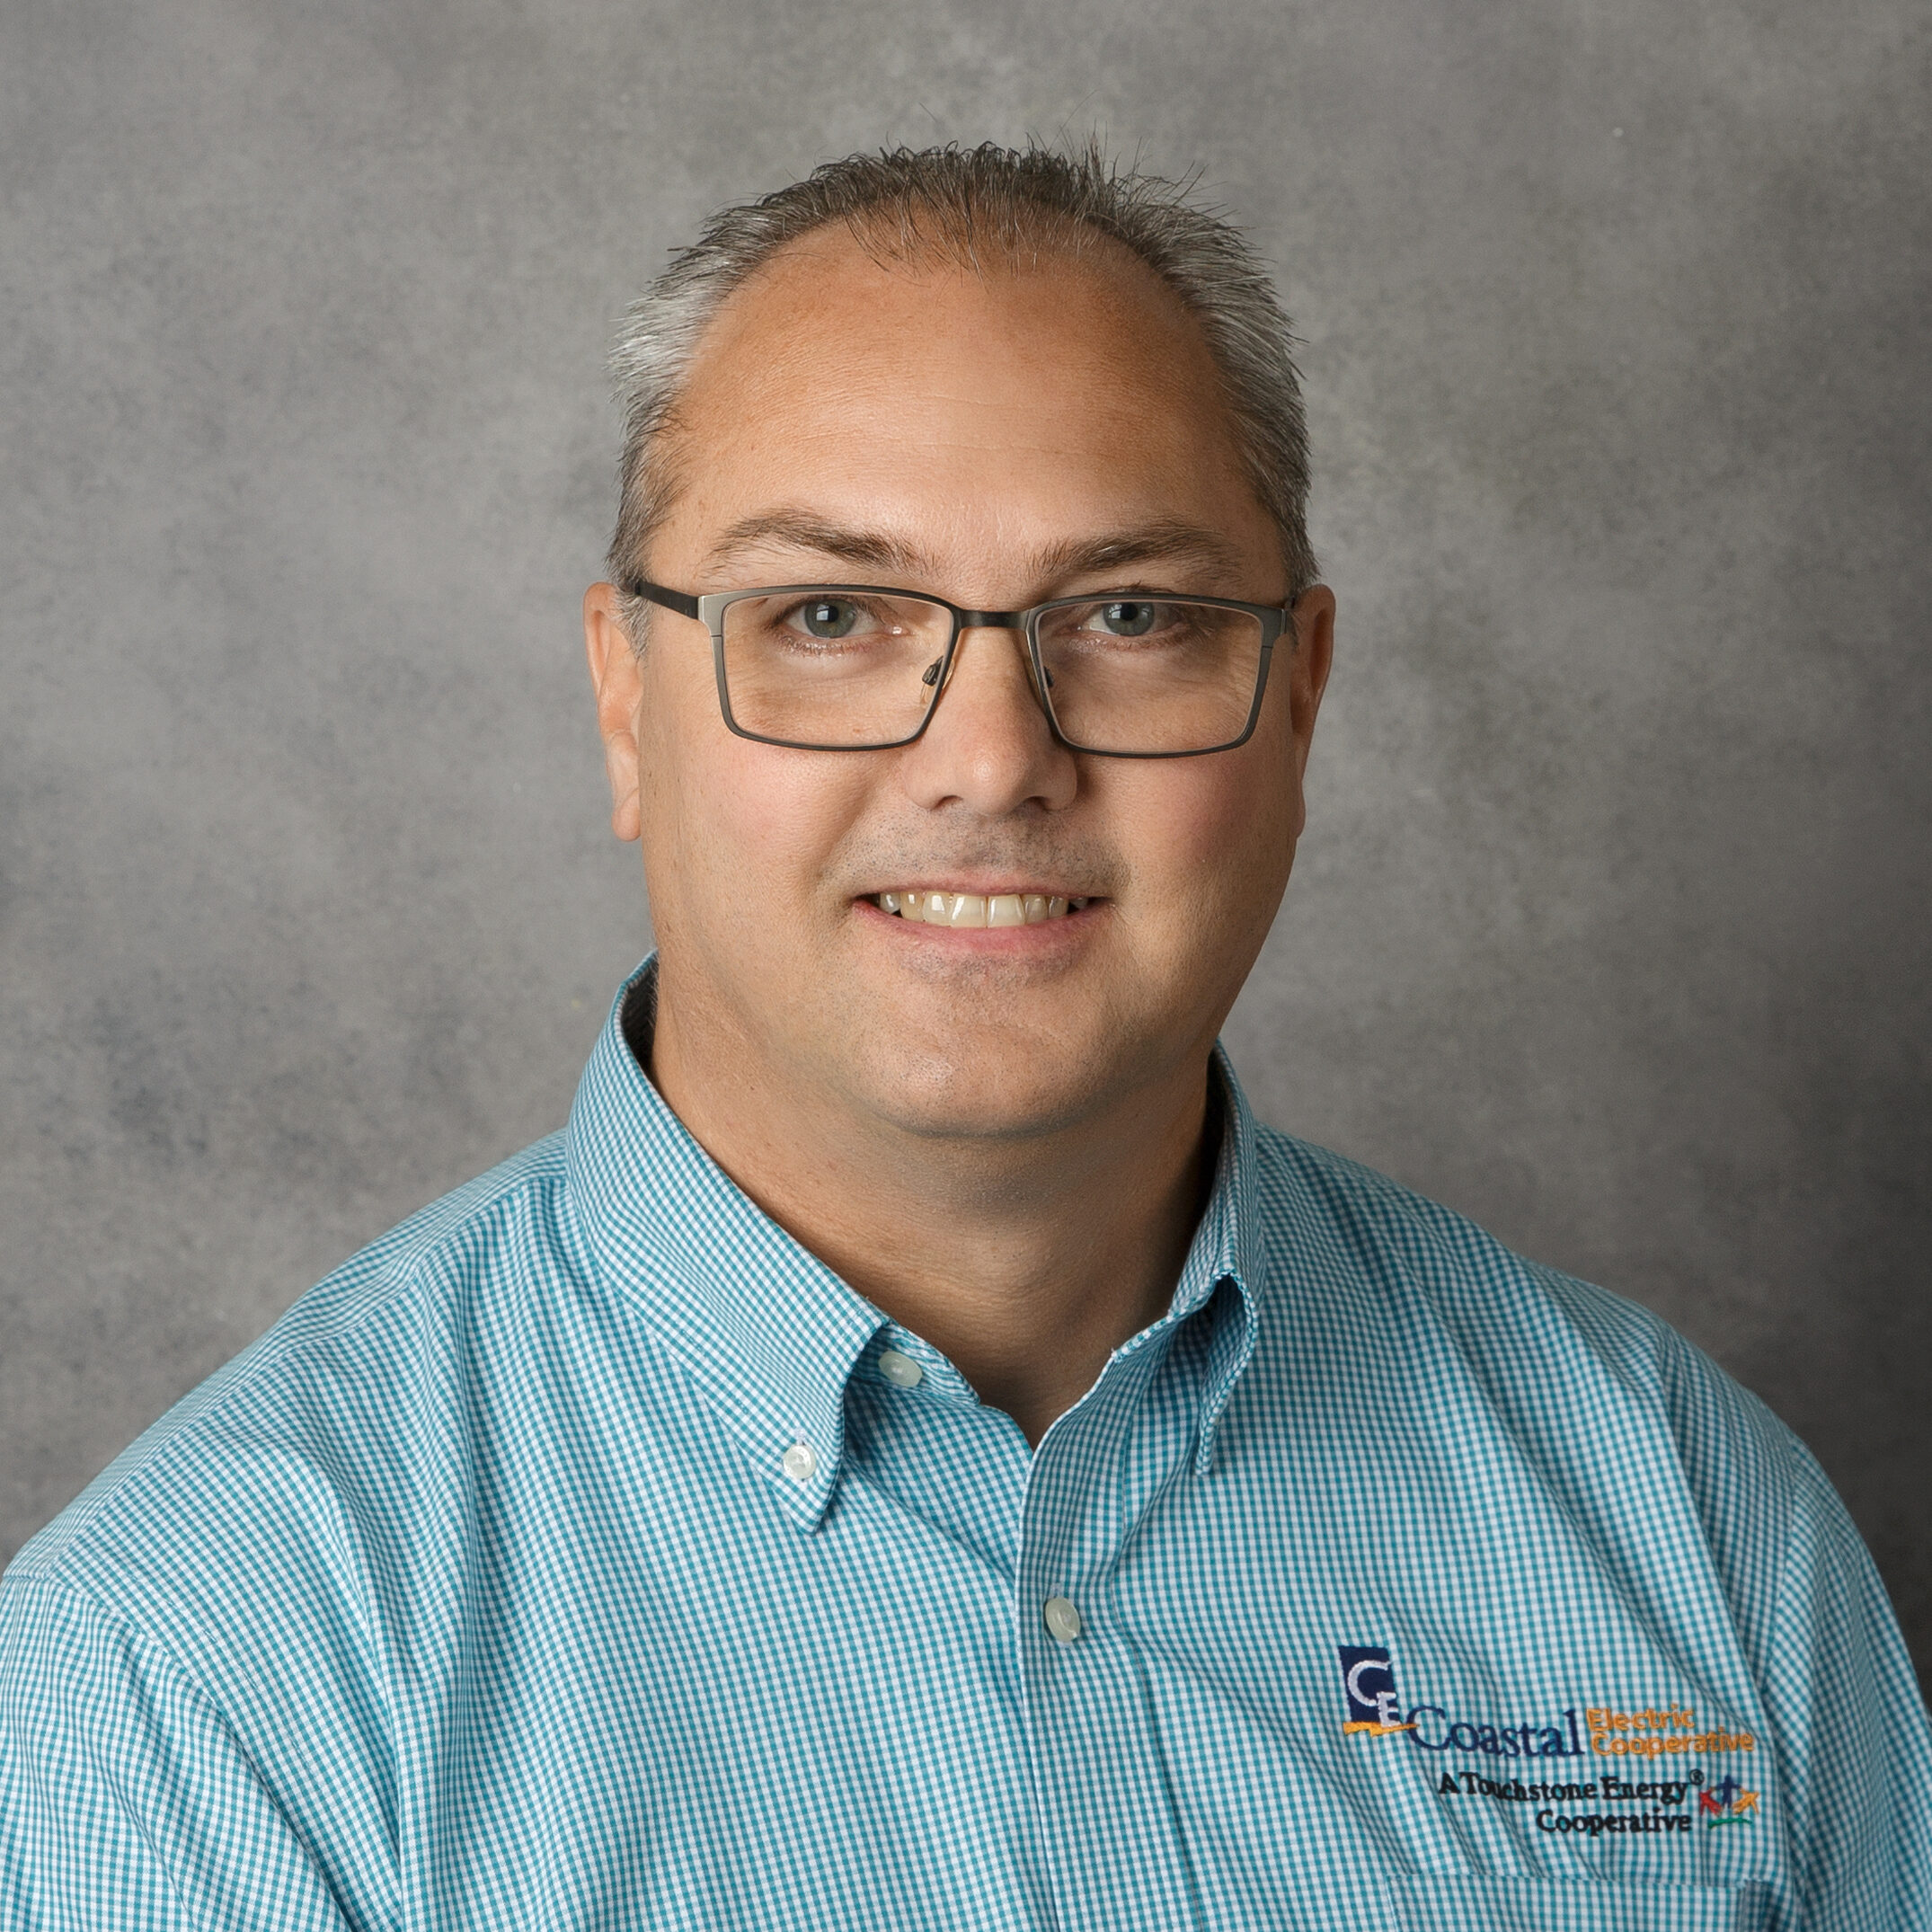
[4,961,1928,1930]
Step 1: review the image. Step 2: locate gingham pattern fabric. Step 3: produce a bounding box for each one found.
[4,961,1928,1931]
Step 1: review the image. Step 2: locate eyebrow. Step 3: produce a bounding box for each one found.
[702,513,926,577]
[700,510,1253,591]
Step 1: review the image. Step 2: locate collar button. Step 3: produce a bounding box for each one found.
[878,1347,923,1389]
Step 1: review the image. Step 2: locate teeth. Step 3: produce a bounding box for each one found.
[877,891,1086,926]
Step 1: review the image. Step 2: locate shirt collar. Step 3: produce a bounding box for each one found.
[1177,1046,1263,1474]
[563,961,882,1531]
[563,957,1266,1526]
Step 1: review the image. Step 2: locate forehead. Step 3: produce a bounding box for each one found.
[659,224,1272,578]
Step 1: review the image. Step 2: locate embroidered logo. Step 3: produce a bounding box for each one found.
[1698,1773,1759,1827]
[1339,1646,1416,1737]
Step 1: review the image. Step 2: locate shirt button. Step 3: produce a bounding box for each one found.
[1042,1596,1084,1644]
[877,1347,923,1389]
[782,1442,818,1483]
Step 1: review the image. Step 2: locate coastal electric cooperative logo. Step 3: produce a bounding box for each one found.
[1339,1647,1417,1738]
[1337,1647,1759,1838]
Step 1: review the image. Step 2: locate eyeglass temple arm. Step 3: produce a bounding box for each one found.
[626,578,702,621]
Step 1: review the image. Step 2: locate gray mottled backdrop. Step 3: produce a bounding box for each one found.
[4,0,1928,1680]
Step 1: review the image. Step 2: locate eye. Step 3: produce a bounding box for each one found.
[793,598,862,640]
[1095,600,1160,637]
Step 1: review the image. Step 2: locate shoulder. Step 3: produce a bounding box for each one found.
[1245,1123,1808,1551]
[4,1132,579,1618]
[1253,1123,1767,1392]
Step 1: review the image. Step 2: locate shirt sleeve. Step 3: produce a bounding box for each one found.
[1754,1433,1932,1930]
[0,1573,355,1932]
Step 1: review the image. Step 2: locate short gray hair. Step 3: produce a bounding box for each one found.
[607,141,1316,622]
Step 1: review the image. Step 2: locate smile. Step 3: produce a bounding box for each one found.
[874,891,1093,927]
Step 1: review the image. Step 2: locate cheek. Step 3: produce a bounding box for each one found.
[636,674,870,918]
[1113,748,1302,917]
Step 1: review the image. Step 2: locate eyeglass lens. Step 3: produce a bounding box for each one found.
[718,591,1266,753]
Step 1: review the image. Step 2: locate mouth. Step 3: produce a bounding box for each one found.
[872,890,1095,928]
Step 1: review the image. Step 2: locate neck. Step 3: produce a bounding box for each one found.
[642,970,1218,1448]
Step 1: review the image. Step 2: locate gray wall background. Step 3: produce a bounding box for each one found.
[4,0,1928,1681]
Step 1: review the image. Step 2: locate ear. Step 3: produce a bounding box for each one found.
[1285,584,1335,774]
[583,582,644,843]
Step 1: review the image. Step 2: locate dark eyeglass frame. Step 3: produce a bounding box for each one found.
[625,576,1294,758]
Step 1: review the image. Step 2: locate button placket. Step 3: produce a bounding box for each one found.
[1013,1349,1208,1930]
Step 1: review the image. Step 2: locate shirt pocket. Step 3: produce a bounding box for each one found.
[1386,1874,1770,1932]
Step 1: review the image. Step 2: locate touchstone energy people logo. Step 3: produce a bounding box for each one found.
[1699,1773,1759,1828]
[1338,1648,1416,1737]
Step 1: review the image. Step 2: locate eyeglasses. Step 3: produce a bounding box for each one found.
[626,578,1292,758]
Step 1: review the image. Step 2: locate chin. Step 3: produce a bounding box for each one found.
[839,1039,1126,1144]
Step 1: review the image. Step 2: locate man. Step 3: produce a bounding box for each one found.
[2,143,1926,1929]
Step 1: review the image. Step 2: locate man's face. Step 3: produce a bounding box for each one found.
[588,226,1333,1144]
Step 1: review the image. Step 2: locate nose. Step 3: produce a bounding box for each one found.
[898,622,1077,816]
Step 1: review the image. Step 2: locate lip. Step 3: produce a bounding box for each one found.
[859,881,1095,901]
